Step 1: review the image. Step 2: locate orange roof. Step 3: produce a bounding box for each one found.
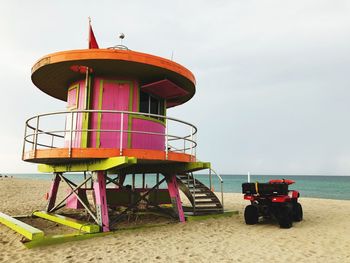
[31,49,196,107]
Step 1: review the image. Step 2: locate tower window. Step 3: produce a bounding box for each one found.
[139,91,165,118]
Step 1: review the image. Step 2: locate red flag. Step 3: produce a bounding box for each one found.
[88,22,99,49]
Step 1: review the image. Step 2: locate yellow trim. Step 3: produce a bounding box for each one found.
[131,114,166,126]
[96,79,104,148]
[0,212,44,240]
[38,156,137,173]
[23,220,171,249]
[81,76,91,148]
[33,211,100,233]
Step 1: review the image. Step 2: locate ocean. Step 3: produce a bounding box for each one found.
[4,173,350,201]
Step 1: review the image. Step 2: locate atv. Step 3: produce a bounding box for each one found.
[242,179,303,228]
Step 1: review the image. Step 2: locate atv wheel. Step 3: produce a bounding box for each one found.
[244,205,259,225]
[293,202,303,222]
[277,205,293,229]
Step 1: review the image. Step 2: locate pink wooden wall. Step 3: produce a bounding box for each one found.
[131,118,165,150]
[66,76,166,151]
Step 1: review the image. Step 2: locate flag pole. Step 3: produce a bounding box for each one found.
[88,16,91,48]
[83,17,92,147]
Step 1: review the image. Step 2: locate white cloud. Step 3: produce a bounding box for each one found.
[1,0,350,174]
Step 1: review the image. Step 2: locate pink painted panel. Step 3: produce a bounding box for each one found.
[166,174,185,222]
[100,81,129,148]
[93,171,109,231]
[46,174,61,211]
[131,118,165,150]
[89,79,131,148]
[65,80,86,148]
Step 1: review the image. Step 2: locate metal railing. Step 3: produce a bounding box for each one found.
[208,168,224,210]
[22,110,197,160]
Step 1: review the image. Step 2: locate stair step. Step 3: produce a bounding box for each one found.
[194,196,216,200]
[195,200,221,204]
[193,210,224,215]
[195,205,221,208]
[195,206,223,210]
[190,189,212,193]
[193,192,217,196]
[185,186,209,190]
[192,192,213,196]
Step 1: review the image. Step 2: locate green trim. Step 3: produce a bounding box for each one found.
[37,156,137,173]
[23,221,170,249]
[33,211,100,233]
[130,114,166,126]
[127,81,134,148]
[185,211,238,222]
[164,100,167,117]
[96,79,104,148]
[81,76,92,148]
[0,212,44,241]
[23,232,110,249]
[183,162,211,172]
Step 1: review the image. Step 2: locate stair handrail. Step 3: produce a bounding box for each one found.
[209,168,224,210]
[191,172,196,214]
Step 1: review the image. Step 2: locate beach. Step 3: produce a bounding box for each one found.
[0,178,349,262]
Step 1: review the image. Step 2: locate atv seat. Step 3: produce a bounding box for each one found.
[242,182,289,195]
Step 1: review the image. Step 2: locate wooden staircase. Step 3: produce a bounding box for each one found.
[177,173,223,215]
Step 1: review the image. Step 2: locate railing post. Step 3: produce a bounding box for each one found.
[165,118,168,160]
[120,112,124,156]
[22,122,28,160]
[183,137,186,153]
[194,132,197,160]
[51,134,54,148]
[209,168,212,191]
[187,173,190,189]
[221,180,224,210]
[190,126,194,160]
[33,116,40,158]
[69,111,74,157]
[192,173,196,214]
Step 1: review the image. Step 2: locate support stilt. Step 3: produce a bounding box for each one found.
[119,173,126,188]
[166,174,185,222]
[93,171,110,232]
[46,173,61,212]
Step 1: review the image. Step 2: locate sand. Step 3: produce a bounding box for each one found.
[0,178,349,263]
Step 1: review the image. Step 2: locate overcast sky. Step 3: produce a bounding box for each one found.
[1,0,350,175]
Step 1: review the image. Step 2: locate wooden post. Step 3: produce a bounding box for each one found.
[93,171,109,232]
[166,174,185,222]
[46,173,61,212]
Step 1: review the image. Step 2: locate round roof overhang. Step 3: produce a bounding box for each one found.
[31,49,196,107]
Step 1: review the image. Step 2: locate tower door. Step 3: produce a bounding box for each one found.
[99,81,130,148]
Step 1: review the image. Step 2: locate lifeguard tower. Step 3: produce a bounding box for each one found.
[1,23,224,244]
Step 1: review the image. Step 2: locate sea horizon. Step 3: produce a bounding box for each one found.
[2,173,349,201]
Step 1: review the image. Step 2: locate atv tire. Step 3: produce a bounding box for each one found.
[293,202,303,222]
[244,205,259,225]
[277,205,293,229]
